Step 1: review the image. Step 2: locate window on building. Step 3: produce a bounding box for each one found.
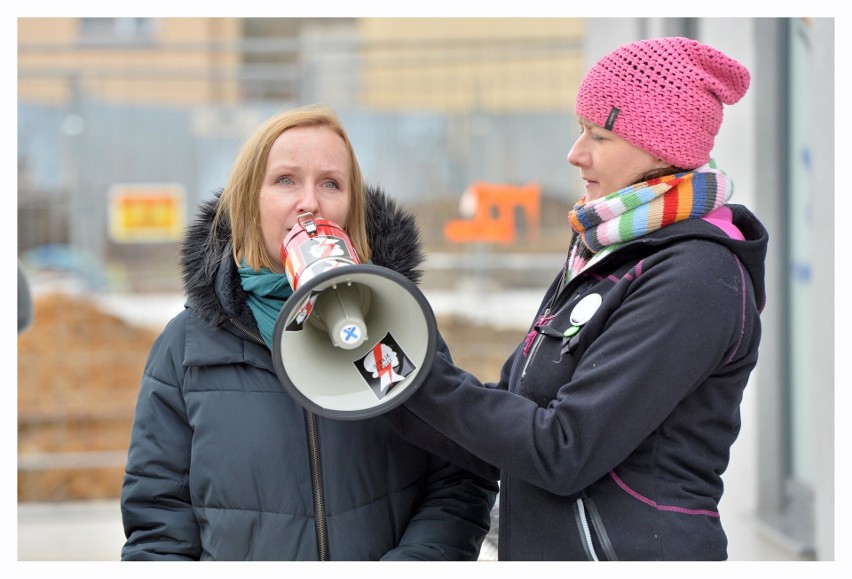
[78,18,157,47]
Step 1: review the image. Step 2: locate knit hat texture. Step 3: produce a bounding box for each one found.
[575,37,750,169]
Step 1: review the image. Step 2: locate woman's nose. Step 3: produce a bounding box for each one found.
[296,187,321,215]
[567,140,586,168]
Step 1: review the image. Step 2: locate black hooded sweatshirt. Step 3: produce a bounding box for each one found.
[393,203,768,561]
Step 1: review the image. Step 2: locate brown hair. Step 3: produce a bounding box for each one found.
[634,165,688,185]
[213,104,370,271]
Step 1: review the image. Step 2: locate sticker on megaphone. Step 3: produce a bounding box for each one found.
[285,291,320,332]
[356,332,416,399]
[282,213,359,292]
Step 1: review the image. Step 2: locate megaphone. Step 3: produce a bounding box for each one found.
[272,212,438,420]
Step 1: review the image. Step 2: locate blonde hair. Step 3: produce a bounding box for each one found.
[214,104,370,271]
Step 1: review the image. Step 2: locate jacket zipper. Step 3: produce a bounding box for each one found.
[521,272,599,380]
[229,317,265,345]
[576,497,599,560]
[520,308,549,379]
[229,318,330,560]
[574,496,618,561]
[520,265,584,380]
[305,409,330,560]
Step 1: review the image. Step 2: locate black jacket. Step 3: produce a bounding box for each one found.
[120,186,498,561]
[395,204,768,560]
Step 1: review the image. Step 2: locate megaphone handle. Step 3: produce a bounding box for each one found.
[298,212,318,236]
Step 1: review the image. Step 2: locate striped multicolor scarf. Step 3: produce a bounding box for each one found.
[563,160,733,284]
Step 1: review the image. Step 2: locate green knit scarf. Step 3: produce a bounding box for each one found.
[238,262,294,349]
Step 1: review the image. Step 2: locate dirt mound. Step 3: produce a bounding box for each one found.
[18,293,159,501]
[17,293,523,502]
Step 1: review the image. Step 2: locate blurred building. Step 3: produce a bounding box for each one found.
[17,17,834,561]
[18,18,584,110]
[17,17,585,290]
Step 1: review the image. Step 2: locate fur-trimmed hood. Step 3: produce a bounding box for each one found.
[180,185,426,329]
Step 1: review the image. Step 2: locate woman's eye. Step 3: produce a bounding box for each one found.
[322,180,339,190]
[276,176,292,185]
[578,125,602,141]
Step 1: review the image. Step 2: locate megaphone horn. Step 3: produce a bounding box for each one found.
[272,212,437,420]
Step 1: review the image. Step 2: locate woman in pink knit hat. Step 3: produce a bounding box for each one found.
[392,37,769,560]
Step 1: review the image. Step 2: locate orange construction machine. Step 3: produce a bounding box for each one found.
[444,181,540,245]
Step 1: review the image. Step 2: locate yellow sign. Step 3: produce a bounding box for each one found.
[109,184,186,243]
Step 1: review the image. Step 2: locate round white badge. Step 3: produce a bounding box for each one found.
[570,293,602,326]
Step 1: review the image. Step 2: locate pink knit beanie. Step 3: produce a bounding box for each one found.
[575,37,750,169]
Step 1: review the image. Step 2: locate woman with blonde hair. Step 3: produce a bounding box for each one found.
[121,104,497,561]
